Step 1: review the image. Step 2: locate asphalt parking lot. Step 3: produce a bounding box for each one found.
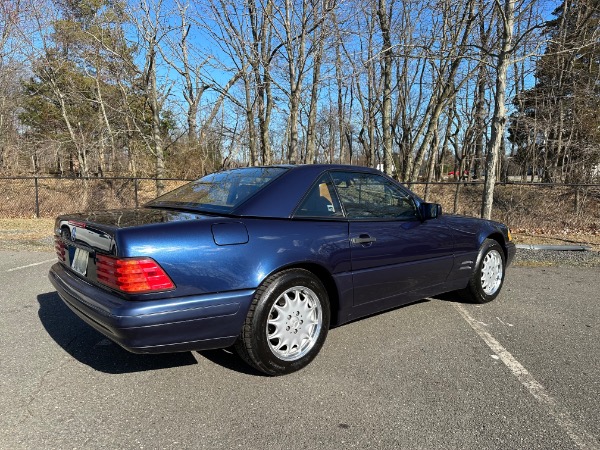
[0,250,598,450]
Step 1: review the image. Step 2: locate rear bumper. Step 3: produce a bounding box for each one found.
[48,263,254,353]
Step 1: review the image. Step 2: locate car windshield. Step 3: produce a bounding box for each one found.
[147,167,288,213]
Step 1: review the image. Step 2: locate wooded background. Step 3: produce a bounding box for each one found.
[1,0,599,219]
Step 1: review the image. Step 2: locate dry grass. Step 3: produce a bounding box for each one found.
[414,183,600,251]
[412,183,600,233]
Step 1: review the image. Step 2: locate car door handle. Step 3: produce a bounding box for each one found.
[351,235,377,245]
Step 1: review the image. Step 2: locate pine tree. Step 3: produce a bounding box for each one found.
[509,0,600,182]
[20,0,157,176]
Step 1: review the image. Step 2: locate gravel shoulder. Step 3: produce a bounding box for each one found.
[513,248,600,268]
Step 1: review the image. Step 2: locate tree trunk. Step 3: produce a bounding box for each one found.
[423,128,439,202]
[243,75,258,165]
[94,73,115,175]
[260,73,273,165]
[249,0,273,165]
[473,65,487,180]
[150,72,165,195]
[377,0,394,176]
[473,12,491,181]
[481,0,514,219]
[305,46,322,164]
[334,12,346,164]
[284,0,307,164]
[53,84,88,177]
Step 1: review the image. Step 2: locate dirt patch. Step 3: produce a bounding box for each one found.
[0,218,55,252]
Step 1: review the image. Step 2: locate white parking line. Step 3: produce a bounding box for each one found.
[453,303,599,450]
[6,259,56,272]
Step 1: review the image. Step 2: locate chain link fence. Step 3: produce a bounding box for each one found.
[409,181,600,232]
[0,177,190,219]
[1,176,598,232]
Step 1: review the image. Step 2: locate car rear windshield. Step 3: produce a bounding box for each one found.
[146,167,288,213]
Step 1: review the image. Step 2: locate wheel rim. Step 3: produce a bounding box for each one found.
[266,286,323,362]
[480,249,503,296]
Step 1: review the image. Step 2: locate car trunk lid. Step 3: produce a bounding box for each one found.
[54,207,224,286]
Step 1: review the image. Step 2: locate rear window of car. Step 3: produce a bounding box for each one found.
[146,167,288,213]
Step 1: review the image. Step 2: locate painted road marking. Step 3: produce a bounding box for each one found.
[453,303,599,450]
[6,259,56,272]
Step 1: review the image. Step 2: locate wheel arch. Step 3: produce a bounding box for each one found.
[485,232,508,261]
[261,262,341,327]
[60,224,72,240]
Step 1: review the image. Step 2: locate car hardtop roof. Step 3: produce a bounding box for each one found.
[226,164,384,174]
[230,164,390,218]
[290,163,383,172]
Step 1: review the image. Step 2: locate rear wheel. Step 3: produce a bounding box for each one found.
[460,239,506,304]
[235,269,330,376]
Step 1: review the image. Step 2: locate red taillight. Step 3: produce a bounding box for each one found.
[95,255,175,293]
[55,237,66,262]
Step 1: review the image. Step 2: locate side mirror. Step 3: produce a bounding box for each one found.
[420,202,442,220]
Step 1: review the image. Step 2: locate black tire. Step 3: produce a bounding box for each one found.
[234,268,330,376]
[460,239,506,304]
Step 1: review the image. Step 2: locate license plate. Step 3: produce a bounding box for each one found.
[71,247,89,276]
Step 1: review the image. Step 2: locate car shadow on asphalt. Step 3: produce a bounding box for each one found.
[197,349,267,377]
[37,291,198,374]
[430,292,470,303]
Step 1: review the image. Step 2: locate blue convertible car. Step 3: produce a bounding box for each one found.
[49,164,515,375]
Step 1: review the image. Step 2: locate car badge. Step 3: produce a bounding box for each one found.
[72,227,77,241]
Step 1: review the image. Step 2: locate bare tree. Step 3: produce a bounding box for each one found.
[331,9,352,164]
[199,0,277,166]
[0,0,23,170]
[305,1,328,164]
[472,4,493,181]
[282,1,305,162]
[481,0,515,219]
[351,0,380,168]
[133,0,173,195]
[250,0,275,165]
[161,0,211,143]
[405,0,477,183]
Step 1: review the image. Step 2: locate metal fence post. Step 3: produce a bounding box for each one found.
[34,177,40,218]
[134,178,139,207]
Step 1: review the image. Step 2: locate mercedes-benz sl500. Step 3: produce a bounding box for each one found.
[49,165,515,375]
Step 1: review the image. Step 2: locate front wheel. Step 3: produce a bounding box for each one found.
[234,269,330,375]
[460,239,506,304]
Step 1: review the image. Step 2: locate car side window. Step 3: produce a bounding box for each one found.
[331,171,418,220]
[295,174,344,218]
